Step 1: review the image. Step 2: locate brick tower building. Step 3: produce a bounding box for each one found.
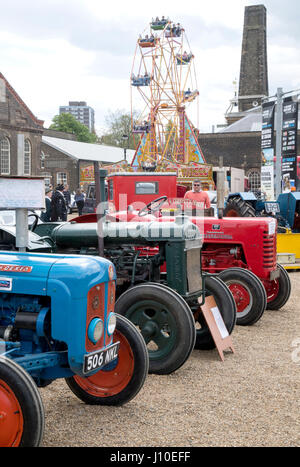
[238,4,269,113]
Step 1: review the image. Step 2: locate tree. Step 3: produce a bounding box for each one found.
[99,110,137,150]
[49,113,98,143]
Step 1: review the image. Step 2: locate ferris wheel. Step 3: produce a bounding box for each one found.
[130,17,204,168]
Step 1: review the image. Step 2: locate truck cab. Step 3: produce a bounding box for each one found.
[107,172,178,211]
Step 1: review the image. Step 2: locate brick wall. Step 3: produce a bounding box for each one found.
[0,74,43,177]
[199,130,300,178]
[199,131,262,174]
[40,143,79,191]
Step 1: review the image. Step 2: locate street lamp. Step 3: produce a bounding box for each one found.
[122,134,129,161]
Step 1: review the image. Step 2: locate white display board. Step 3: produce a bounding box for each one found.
[0,177,45,210]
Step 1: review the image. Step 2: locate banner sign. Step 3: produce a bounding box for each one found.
[261,101,275,200]
[282,97,298,192]
[261,101,275,149]
[261,165,274,201]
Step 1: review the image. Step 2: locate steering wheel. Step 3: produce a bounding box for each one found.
[28,213,40,232]
[138,196,168,217]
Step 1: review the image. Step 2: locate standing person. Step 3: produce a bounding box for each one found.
[41,187,53,222]
[63,184,71,213]
[74,188,85,216]
[50,184,68,221]
[184,180,211,209]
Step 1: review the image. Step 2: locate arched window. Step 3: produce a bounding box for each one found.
[0,137,10,175]
[24,139,31,175]
[248,169,261,192]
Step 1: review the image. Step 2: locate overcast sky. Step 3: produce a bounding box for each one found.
[0,0,299,134]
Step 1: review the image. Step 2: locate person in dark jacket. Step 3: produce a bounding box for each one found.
[50,184,68,221]
[63,184,71,213]
[74,188,85,216]
[41,187,53,222]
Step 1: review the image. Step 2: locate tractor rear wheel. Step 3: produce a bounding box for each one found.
[264,264,291,310]
[194,275,236,350]
[65,315,149,406]
[115,283,196,375]
[218,268,267,325]
[224,197,256,217]
[0,357,45,447]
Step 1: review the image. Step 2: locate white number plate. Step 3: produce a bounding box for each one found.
[265,202,280,213]
[83,342,120,374]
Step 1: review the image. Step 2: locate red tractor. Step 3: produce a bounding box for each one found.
[77,171,291,326]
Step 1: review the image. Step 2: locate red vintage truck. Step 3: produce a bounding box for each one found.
[78,171,291,326]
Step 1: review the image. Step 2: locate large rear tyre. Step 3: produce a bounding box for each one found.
[66,315,148,406]
[224,197,256,217]
[194,275,236,350]
[115,283,196,375]
[264,264,291,310]
[0,357,45,447]
[218,268,267,326]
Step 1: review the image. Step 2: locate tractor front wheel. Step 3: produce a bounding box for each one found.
[218,268,267,326]
[0,357,45,447]
[66,315,149,406]
[263,264,291,310]
[115,283,196,375]
[194,275,236,350]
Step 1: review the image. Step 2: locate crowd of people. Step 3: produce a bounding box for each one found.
[41,184,86,222]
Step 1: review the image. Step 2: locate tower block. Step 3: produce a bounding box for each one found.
[238,4,269,112]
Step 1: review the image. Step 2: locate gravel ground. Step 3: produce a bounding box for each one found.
[40,271,300,447]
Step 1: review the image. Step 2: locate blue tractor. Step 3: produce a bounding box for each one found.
[0,251,148,447]
[277,192,300,233]
[223,191,295,232]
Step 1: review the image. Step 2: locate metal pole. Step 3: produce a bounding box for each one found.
[275,87,283,199]
[94,162,104,256]
[15,209,28,252]
[217,156,225,219]
[94,162,101,208]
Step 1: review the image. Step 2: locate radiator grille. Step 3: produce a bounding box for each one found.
[263,232,277,270]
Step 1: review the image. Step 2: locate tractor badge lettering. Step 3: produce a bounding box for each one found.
[204,234,233,240]
[0,264,32,273]
[0,278,12,291]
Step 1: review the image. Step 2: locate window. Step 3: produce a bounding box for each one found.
[135,182,159,194]
[40,152,45,169]
[248,170,261,192]
[57,172,67,185]
[0,137,10,175]
[24,139,31,175]
[42,173,52,187]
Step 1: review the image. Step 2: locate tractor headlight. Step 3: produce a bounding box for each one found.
[88,318,104,344]
[107,312,117,336]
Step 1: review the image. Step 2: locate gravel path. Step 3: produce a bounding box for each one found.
[40,272,300,447]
